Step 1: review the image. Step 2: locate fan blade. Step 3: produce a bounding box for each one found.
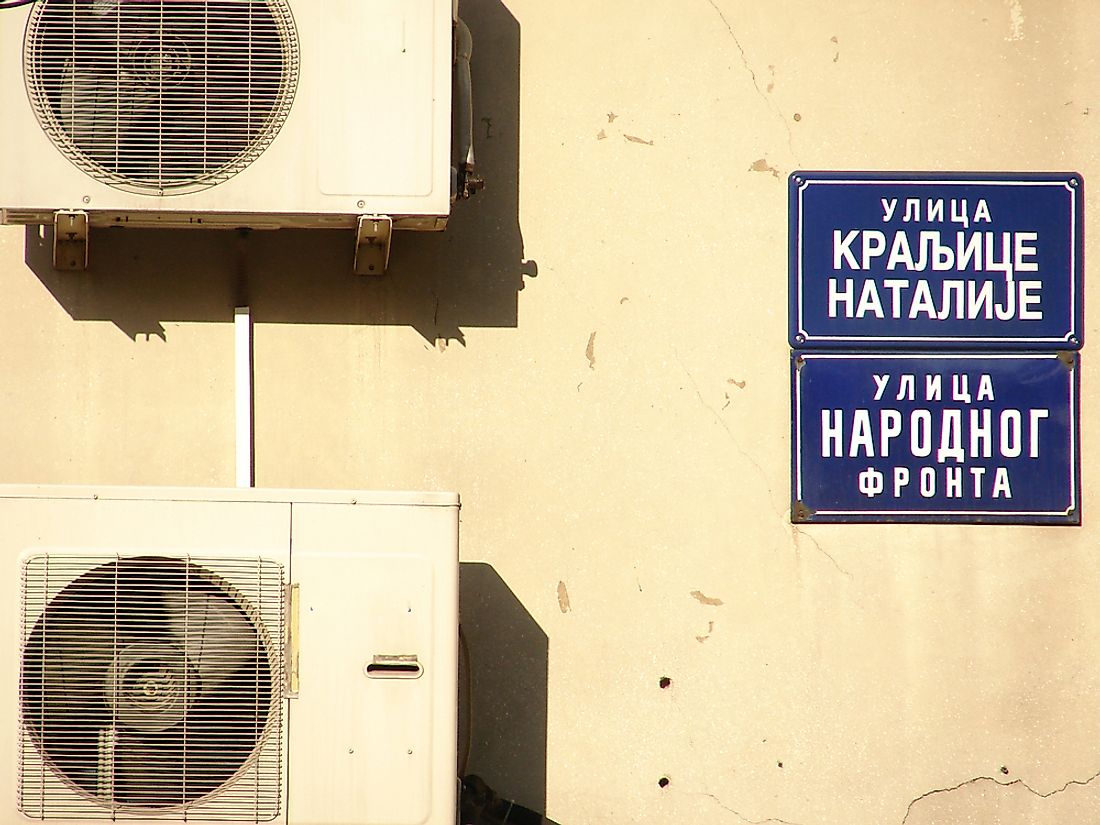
[109,659,272,806]
[161,589,268,693]
[112,724,189,806]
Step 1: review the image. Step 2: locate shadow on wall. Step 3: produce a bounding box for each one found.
[459,562,549,817]
[22,0,534,344]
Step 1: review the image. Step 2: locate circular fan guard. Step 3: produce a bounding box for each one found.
[20,557,278,811]
[24,0,300,195]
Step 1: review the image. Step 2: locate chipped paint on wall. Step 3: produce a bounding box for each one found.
[556,581,571,613]
[690,589,724,607]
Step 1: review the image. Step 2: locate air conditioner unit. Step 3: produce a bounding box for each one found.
[0,485,459,824]
[0,0,475,274]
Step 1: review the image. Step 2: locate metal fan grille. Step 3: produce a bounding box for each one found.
[19,554,285,821]
[24,0,299,195]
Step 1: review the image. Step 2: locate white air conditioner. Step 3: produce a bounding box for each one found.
[0,485,460,825]
[0,0,473,274]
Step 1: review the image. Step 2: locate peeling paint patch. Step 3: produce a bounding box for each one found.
[607,111,617,123]
[721,380,748,409]
[1005,0,1025,41]
[557,581,571,613]
[690,589,724,606]
[585,331,597,370]
[695,620,715,643]
[624,134,654,146]
[749,158,780,179]
[596,129,607,140]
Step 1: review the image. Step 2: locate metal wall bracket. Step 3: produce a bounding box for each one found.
[53,210,89,271]
[353,215,393,275]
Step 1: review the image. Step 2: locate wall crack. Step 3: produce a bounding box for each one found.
[696,790,807,825]
[673,349,779,510]
[792,527,853,580]
[703,0,797,160]
[902,768,1100,824]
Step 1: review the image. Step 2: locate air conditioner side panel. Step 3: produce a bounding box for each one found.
[317,0,439,198]
[289,502,459,825]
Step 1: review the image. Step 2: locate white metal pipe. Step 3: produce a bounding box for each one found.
[455,18,475,170]
[235,306,254,488]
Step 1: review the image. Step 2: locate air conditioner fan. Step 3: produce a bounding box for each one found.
[25,0,299,193]
[20,556,277,811]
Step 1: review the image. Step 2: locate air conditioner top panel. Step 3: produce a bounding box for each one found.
[0,485,460,508]
[0,0,453,220]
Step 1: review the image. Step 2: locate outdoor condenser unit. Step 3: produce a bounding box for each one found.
[0,485,460,824]
[0,0,477,274]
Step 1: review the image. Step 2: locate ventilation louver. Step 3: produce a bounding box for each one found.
[23,0,300,195]
[19,555,285,821]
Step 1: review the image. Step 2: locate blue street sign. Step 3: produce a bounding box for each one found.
[791,352,1079,524]
[789,172,1083,349]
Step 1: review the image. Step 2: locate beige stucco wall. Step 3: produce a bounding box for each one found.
[2,1,1099,823]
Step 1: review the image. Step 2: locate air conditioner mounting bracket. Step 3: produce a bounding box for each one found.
[53,210,88,271]
[353,215,393,276]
